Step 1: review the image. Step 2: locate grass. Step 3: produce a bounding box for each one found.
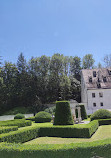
[24,125,111,145]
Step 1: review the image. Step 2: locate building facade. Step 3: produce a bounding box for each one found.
[81,68,111,114]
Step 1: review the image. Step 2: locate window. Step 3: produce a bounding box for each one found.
[108,69,111,75]
[92,93,95,98]
[97,83,101,88]
[93,71,96,77]
[103,77,107,82]
[93,103,96,107]
[99,92,103,97]
[89,77,92,83]
[100,102,103,106]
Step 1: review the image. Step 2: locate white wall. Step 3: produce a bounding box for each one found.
[86,89,111,114]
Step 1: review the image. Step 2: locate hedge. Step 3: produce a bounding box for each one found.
[0,126,40,143]
[35,111,51,123]
[79,105,88,120]
[0,139,111,158]
[0,126,18,134]
[0,119,32,128]
[26,116,35,121]
[54,101,74,125]
[90,109,111,121]
[39,120,99,138]
[14,113,25,119]
[98,118,111,126]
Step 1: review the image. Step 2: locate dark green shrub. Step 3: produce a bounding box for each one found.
[26,116,35,121]
[79,105,88,120]
[0,126,18,134]
[35,111,51,123]
[0,119,32,127]
[14,113,25,119]
[88,114,91,118]
[54,101,74,125]
[39,120,98,138]
[90,109,111,121]
[98,118,111,126]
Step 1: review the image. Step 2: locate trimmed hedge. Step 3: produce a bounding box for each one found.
[90,109,111,121]
[0,119,32,128]
[26,116,35,121]
[54,101,74,125]
[0,126,40,143]
[14,113,25,119]
[0,139,111,158]
[0,126,18,134]
[35,111,51,123]
[98,118,111,126]
[79,105,88,120]
[39,120,99,138]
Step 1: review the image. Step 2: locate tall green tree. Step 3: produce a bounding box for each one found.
[82,54,95,69]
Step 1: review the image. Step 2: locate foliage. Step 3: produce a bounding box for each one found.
[82,54,95,69]
[103,54,111,68]
[0,119,32,128]
[39,120,98,138]
[14,113,25,119]
[79,105,88,120]
[98,118,111,126]
[90,109,111,121]
[35,111,51,123]
[54,101,74,125]
[44,106,56,114]
[0,126,18,134]
[26,116,35,121]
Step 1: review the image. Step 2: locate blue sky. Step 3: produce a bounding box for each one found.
[0,0,111,66]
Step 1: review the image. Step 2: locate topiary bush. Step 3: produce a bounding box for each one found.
[35,111,51,123]
[54,101,74,125]
[14,113,25,119]
[90,109,111,121]
[79,105,88,120]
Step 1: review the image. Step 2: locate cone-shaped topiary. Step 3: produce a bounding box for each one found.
[54,101,74,125]
[90,109,111,121]
[80,105,88,120]
[35,111,51,123]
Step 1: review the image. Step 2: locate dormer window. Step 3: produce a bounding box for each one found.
[108,69,111,75]
[103,77,107,82]
[98,78,101,82]
[93,71,96,77]
[97,83,101,88]
[89,77,92,83]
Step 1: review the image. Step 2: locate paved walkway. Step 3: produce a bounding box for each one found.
[0,114,33,121]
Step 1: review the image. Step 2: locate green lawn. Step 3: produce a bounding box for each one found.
[24,125,111,145]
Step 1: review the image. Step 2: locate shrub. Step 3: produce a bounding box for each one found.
[98,118,111,126]
[14,113,25,119]
[0,119,32,127]
[54,101,74,125]
[0,126,18,134]
[79,105,88,120]
[35,111,51,123]
[90,109,111,121]
[44,106,56,114]
[26,116,35,121]
[39,120,98,138]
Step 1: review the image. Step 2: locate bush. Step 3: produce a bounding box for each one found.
[98,118,111,126]
[39,120,98,138]
[54,101,74,125]
[14,113,25,119]
[79,105,87,120]
[0,119,32,128]
[26,116,35,121]
[90,109,111,121]
[44,106,56,114]
[35,111,51,123]
[0,126,18,134]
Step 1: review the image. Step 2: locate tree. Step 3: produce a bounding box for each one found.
[70,56,81,81]
[82,54,95,69]
[103,54,111,68]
